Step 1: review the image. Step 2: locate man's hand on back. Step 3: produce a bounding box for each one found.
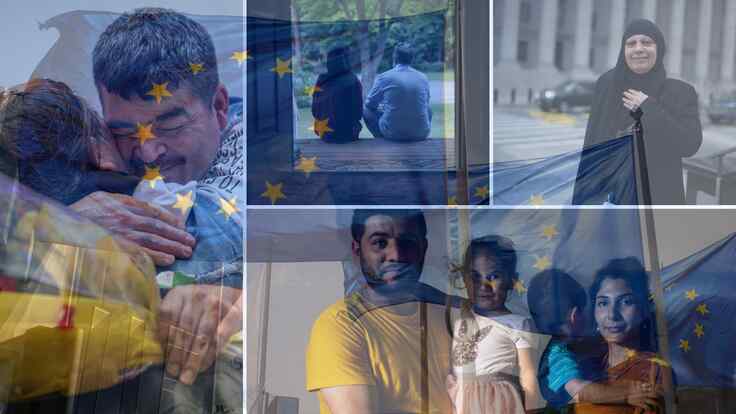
[157,285,242,384]
[70,191,195,266]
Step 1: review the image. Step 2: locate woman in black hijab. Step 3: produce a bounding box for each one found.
[574,19,702,205]
[311,46,363,143]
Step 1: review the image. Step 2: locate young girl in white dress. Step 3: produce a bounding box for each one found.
[448,236,543,414]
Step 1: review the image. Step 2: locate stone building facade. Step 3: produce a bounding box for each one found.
[493,0,735,105]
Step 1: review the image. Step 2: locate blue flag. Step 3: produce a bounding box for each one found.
[662,233,736,388]
[492,136,638,205]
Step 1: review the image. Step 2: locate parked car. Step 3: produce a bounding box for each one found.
[706,93,736,124]
[539,80,595,113]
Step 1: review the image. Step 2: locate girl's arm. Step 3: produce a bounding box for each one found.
[518,347,544,410]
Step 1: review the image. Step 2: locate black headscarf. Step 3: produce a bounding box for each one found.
[600,19,668,137]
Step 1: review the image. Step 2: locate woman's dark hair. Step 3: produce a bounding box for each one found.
[589,257,657,352]
[0,79,109,204]
[461,235,518,300]
[326,47,351,74]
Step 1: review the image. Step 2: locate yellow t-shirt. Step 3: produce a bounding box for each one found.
[305,295,452,414]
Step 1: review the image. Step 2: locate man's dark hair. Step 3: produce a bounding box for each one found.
[93,8,219,104]
[351,209,427,242]
[393,43,414,65]
[528,269,587,336]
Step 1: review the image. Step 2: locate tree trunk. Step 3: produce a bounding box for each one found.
[357,0,404,97]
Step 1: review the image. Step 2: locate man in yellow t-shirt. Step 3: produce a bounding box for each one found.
[305,209,454,414]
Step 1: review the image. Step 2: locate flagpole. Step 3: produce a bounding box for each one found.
[632,112,677,414]
[254,262,273,413]
[454,0,469,206]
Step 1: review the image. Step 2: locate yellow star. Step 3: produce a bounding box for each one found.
[218,196,240,219]
[295,156,318,178]
[625,348,637,359]
[649,356,671,367]
[474,185,490,200]
[133,122,156,146]
[304,85,322,96]
[313,118,334,139]
[696,303,709,316]
[447,196,458,206]
[513,279,527,295]
[271,58,293,78]
[261,181,286,205]
[679,339,690,353]
[146,82,173,104]
[685,289,698,301]
[533,255,552,271]
[530,194,545,206]
[189,63,204,75]
[694,323,705,338]
[142,166,164,188]
[541,225,558,241]
[172,191,194,215]
[230,50,250,65]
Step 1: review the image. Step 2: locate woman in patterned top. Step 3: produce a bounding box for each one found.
[447,236,543,413]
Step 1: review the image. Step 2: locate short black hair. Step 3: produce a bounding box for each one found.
[393,43,414,65]
[528,269,587,336]
[590,257,656,351]
[351,209,427,242]
[93,8,219,104]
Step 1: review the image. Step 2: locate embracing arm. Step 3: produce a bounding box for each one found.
[518,348,543,410]
[640,82,703,157]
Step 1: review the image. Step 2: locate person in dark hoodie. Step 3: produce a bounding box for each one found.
[574,19,702,205]
[311,46,363,143]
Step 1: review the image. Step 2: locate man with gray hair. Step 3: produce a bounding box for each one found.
[363,43,432,141]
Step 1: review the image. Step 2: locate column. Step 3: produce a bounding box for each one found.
[607,0,626,68]
[499,0,521,66]
[537,0,559,69]
[572,0,594,78]
[667,0,686,78]
[695,0,713,84]
[642,0,657,22]
[721,0,736,83]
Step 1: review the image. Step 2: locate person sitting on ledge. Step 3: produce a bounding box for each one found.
[364,43,432,142]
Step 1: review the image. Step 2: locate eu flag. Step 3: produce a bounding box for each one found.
[662,233,736,388]
[492,135,638,205]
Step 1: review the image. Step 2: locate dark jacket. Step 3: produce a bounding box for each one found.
[311,72,363,143]
[575,69,702,205]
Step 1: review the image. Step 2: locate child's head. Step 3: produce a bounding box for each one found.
[463,235,518,312]
[0,79,105,204]
[528,269,587,337]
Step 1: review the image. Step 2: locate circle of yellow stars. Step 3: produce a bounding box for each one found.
[677,287,709,355]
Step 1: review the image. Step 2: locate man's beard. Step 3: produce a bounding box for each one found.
[360,259,422,289]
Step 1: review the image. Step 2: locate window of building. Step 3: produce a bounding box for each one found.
[518,40,529,63]
[555,41,564,70]
[520,1,532,23]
